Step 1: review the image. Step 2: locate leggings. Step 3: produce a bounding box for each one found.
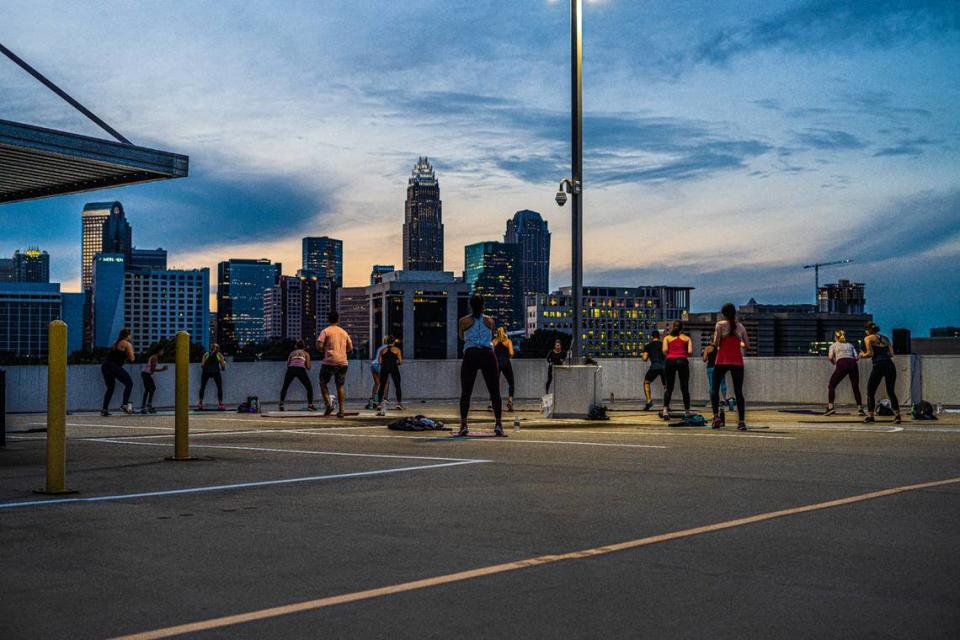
[280,367,313,404]
[461,348,502,423]
[828,358,862,405]
[712,365,745,422]
[663,358,690,411]
[498,359,515,397]
[140,372,157,408]
[102,362,133,411]
[378,366,402,404]
[867,360,899,413]
[200,371,223,403]
[546,366,554,393]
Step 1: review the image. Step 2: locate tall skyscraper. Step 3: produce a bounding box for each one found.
[264,273,320,344]
[92,253,127,348]
[101,204,133,258]
[464,241,522,331]
[11,247,50,283]
[402,157,444,271]
[302,237,343,286]
[81,202,117,289]
[504,209,550,299]
[370,264,395,285]
[336,286,370,358]
[216,258,281,351]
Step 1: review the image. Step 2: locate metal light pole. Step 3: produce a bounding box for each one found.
[570,0,583,361]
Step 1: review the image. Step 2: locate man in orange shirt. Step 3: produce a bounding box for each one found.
[316,310,353,418]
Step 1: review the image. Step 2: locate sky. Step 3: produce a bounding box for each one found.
[2,0,959,334]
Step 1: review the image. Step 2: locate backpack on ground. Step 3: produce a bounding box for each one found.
[388,415,449,431]
[911,401,938,421]
[588,404,610,421]
[876,399,895,416]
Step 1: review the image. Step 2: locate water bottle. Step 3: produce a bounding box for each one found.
[513,416,520,432]
[937,403,944,415]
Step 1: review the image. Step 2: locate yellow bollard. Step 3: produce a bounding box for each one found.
[36,320,76,494]
[167,331,194,461]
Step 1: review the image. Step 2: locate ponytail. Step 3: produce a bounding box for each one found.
[721,303,737,335]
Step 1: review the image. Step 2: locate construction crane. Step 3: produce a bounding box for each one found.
[803,259,853,304]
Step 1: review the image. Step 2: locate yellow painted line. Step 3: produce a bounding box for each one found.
[111,475,960,640]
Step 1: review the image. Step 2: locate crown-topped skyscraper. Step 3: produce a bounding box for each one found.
[402,157,444,271]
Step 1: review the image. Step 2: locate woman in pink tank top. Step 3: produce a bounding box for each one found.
[711,303,750,430]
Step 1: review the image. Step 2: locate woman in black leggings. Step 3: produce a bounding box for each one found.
[493,327,515,411]
[457,294,504,437]
[661,321,693,421]
[376,337,404,415]
[860,322,901,424]
[101,328,135,416]
[279,341,314,411]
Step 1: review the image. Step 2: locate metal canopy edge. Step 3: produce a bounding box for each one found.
[0,118,189,204]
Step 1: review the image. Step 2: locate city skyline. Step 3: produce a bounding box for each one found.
[2,1,958,334]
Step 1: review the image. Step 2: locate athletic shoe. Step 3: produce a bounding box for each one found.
[643,402,653,411]
[457,425,469,437]
[894,415,902,424]
[121,403,133,415]
[336,412,345,419]
[196,403,203,411]
[661,409,671,421]
[148,406,157,414]
[100,410,111,417]
[395,404,404,411]
[278,402,285,411]
[494,425,507,437]
[364,401,374,410]
[824,407,836,416]
[377,406,386,417]
[711,414,724,429]
[863,416,875,423]
[217,404,225,411]
[737,421,747,431]
[324,404,335,416]
[857,408,866,416]
[307,404,317,412]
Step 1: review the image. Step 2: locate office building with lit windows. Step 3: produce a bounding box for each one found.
[0,282,83,358]
[123,268,209,354]
[217,258,281,351]
[264,273,321,344]
[818,279,865,314]
[464,241,522,331]
[402,157,444,271]
[504,209,550,299]
[302,236,343,287]
[11,247,50,283]
[370,264,395,285]
[336,286,370,358]
[364,271,470,359]
[526,286,693,358]
[81,202,117,290]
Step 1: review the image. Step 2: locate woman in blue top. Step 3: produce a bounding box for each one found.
[457,294,504,437]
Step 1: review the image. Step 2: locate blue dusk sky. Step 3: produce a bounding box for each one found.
[2,0,959,334]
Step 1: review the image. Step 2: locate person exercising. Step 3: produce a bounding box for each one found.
[279,340,314,411]
[860,322,901,424]
[458,293,504,437]
[641,330,666,411]
[198,343,226,411]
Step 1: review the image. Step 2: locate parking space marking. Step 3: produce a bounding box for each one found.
[279,429,667,449]
[530,428,794,440]
[108,475,960,640]
[0,460,485,510]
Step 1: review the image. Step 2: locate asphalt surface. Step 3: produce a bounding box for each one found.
[2,404,959,639]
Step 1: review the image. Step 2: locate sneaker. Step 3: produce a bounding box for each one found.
[196,402,203,411]
[711,414,724,429]
[377,406,386,417]
[217,404,226,411]
[643,402,653,411]
[324,404,335,416]
[894,415,902,424]
[336,412,345,419]
[100,410,111,417]
[121,403,134,415]
[148,405,157,414]
[364,401,374,410]
[307,404,317,412]
[824,407,836,416]
[494,425,507,437]
[863,415,875,423]
[857,408,866,417]
[661,409,671,422]
[395,404,404,411]
[278,402,285,411]
[457,425,469,437]
[737,421,747,431]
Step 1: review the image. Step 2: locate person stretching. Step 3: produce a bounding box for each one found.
[316,311,353,418]
[140,347,168,414]
[661,321,693,421]
[860,322,901,424]
[279,341,314,411]
[376,336,403,416]
[102,328,135,416]
[545,339,565,393]
[641,330,666,411]
[458,294,504,437]
[198,343,226,411]
[825,329,864,416]
[493,327,516,412]
[711,303,750,430]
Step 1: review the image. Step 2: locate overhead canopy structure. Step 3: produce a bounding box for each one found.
[0,118,188,204]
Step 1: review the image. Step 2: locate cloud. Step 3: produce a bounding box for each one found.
[794,128,866,150]
[695,0,960,65]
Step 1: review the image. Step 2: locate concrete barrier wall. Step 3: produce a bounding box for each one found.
[1,354,951,413]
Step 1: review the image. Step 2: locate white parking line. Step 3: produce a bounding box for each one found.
[278,429,667,449]
[0,460,485,510]
[530,428,794,440]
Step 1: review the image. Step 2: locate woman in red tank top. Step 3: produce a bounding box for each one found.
[660,321,693,420]
[711,303,750,430]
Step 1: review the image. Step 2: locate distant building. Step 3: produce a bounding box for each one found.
[216,259,281,351]
[101,203,133,259]
[370,264,395,285]
[912,337,960,355]
[92,254,127,348]
[818,279,865,314]
[526,286,693,358]
[0,283,83,358]
[128,248,168,272]
[504,209,550,299]
[302,236,343,287]
[464,241,522,331]
[685,298,873,357]
[0,258,14,282]
[403,157,444,271]
[931,326,960,338]
[365,271,470,359]
[123,268,210,353]
[81,202,118,290]
[336,286,370,358]
[264,274,320,344]
[12,247,50,283]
